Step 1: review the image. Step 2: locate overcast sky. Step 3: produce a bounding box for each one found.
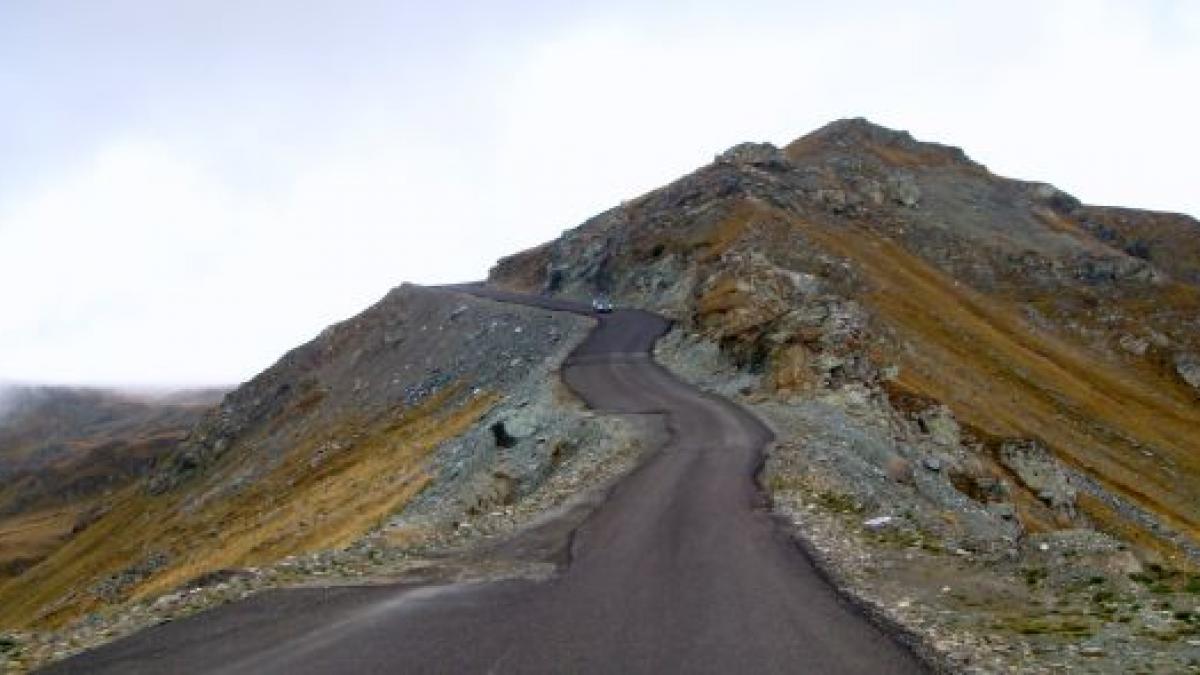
[1,1,1197,388]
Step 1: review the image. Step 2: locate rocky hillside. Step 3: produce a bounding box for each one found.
[491,118,1200,551]
[491,119,1200,670]
[6,119,1200,672]
[0,284,640,636]
[0,387,220,578]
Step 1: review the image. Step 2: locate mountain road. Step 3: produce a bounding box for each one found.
[43,287,925,674]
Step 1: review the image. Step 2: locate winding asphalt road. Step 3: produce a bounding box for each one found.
[43,288,925,674]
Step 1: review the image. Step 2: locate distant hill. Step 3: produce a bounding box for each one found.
[0,386,222,576]
[0,286,590,628]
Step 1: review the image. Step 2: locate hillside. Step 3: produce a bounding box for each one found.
[490,119,1200,669]
[0,387,220,578]
[0,284,645,639]
[5,120,1200,672]
[491,119,1200,554]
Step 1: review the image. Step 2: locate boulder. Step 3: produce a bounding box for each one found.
[998,439,1076,518]
[917,405,960,447]
[1174,352,1200,391]
[716,142,789,169]
[1118,333,1149,356]
[885,172,921,208]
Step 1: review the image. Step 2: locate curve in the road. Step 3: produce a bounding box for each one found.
[43,288,926,675]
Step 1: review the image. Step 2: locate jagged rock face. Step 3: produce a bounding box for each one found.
[715,142,790,169]
[1077,206,1200,285]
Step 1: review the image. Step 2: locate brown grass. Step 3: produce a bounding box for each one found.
[0,388,497,629]
[0,507,83,578]
[693,199,767,261]
[1076,493,1194,569]
[785,218,1200,559]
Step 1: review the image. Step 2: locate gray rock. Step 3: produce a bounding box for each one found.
[863,515,894,530]
[716,142,789,169]
[999,439,1076,518]
[1080,645,1106,657]
[1174,352,1200,391]
[1118,333,1150,356]
[886,172,921,207]
[988,503,1016,521]
[918,406,960,447]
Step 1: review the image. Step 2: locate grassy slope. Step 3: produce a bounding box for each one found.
[0,390,214,580]
[790,216,1200,561]
[0,506,87,578]
[0,388,496,629]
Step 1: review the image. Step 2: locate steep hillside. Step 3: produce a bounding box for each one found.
[0,279,652,653]
[0,387,219,578]
[0,285,595,629]
[491,119,1200,668]
[491,119,1200,555]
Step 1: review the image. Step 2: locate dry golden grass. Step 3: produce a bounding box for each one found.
[695,275,745,315]
[0,507,83,577]
[0,388,497,629]
[782,217,1200,560]
[0,486,154,626]
[692,199,768,261]
[1076,493,1194,568]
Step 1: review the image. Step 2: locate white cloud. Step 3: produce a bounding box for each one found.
[0,0,1196,386]
[0,136,506,386]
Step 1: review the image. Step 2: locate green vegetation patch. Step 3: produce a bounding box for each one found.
[1023,566,1048,587]
[815,491,863,514]
[998,614,1094,637]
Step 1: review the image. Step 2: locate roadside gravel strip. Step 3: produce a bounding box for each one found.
[43,287,925,674]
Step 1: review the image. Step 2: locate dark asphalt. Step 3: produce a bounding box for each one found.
[43,288,926,674]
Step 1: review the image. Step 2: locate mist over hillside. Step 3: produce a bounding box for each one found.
[0,384,224,581]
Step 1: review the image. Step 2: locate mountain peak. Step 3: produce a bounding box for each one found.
[785,116,980,169]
